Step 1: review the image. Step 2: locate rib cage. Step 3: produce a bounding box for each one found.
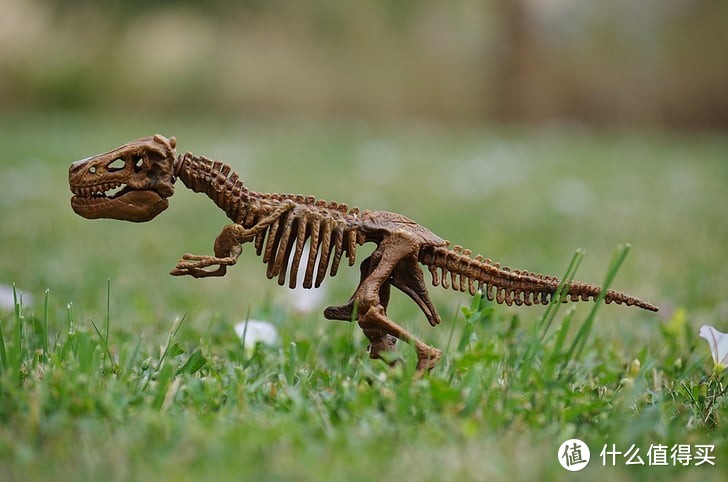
[419,245,659,311]
[251,199,360,289]
[176,153,361,289]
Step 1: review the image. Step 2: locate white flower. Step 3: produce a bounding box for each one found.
[699,325,728,372]
[234,319,280,350]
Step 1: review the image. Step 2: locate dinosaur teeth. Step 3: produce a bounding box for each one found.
[72,182,127,199]
[106,183,126,197]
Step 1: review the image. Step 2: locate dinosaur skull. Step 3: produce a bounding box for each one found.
[69,134,177,222]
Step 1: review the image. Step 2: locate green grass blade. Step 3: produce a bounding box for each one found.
[42,288,49,362]
[517,250,584,383]
[177,348,207,375]
[90,318,117,373]
[443,300,462,356]
[460,363,483,417]
[457,295,485,353]
[75,330,96,374]
[286,341,298,385]
[538,249,584,338]
[0,319,7,374]
[104,278,111,368]
[157,314,187,371]
[125,335,143,373]
[56,302,76,364]
[152,364,175,410]
[544,306,575,379]
[564,243,631,365]
[13,284,24,385]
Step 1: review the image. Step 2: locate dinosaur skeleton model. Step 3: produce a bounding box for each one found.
[68,134,658,373]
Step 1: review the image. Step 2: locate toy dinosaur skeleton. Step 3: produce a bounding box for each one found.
[68,134,658,373]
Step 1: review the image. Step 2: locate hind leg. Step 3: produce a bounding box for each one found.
[354,235,442,373]
[323,255,384,321]
[361,305,441,372]
[390,254,442,327]
[328,252,441,327]
[324,251,399,362]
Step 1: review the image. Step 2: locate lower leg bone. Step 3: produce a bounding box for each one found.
[360,305,441,372]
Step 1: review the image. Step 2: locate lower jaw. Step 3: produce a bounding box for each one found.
[70,190,168,222]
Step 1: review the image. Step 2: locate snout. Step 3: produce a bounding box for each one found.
[69,156,91,182]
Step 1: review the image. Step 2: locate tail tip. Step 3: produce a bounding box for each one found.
[640,301,659,312]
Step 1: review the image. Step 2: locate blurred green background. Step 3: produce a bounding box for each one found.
[1,2,728,481]
[2,0,727,126]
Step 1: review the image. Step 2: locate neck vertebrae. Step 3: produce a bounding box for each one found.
[175,153,251,223]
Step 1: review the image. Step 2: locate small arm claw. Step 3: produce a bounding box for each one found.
[170,251,239,278]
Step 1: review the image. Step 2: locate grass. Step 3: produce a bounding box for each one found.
[0,113,727,481]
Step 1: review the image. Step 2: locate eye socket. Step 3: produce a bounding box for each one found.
[107,158,126,172]
[134,158,145,172]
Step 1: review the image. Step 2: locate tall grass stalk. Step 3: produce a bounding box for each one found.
[517,249,584,383]
[0,310,6,374]
[563,243,632,366]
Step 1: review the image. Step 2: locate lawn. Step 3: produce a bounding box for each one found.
[0,113,727,481]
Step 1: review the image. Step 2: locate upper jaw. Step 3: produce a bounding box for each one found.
[69,154,134,201]
[70,179,130,200]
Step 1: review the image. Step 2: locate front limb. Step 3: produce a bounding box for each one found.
[170,224,248,278]
[171,201,295,278]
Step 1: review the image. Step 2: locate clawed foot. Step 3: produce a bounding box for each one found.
[323,301,356,322]
[368,333,399,363]
[415,346,442,377]
[368,338,442,377]
[170,253,236,278]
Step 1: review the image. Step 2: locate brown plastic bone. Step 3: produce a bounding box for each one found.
[68,135,659,375]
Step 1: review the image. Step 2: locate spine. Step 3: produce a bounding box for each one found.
[419,245,658,311]
[175,153,251,223]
